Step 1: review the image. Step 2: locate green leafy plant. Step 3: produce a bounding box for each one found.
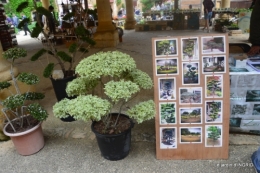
[16,1,95,78]
[0,47,48,133]
[53,51,156,134]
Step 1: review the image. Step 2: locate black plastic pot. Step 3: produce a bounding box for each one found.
[50,75,76,122]
[91,114,134,161]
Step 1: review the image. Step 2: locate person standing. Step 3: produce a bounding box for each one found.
[12,14,19,33]
[47,5,56,35]
[21,13,31,36]
[202,0,215,33]
[247,0,260,56]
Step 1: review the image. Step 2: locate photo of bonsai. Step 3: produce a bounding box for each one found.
[252,104,260,115]
[160,127,177,149]
[231,103,247,115]
[181,37,199,61]
[182,62,199,85]
[246,90,260,102]
[159,78,176,100]
[205,101,222,123]
[201,36,225,54]
[179,87,202,104]
[202,56,225,73]
[205,75,223,98]
[205,125,222,147]
[156,58,178,75]
[160,102,176,124]
[180,127,202,143]
[155,39,178,57]
[180,107,202,124]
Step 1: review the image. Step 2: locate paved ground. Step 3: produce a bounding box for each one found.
[0,29,259,173]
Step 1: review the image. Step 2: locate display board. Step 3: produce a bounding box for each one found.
[152,34,230,160]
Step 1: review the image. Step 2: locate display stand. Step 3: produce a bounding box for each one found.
[152,33,230,159]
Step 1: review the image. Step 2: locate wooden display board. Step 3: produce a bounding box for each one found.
[152,34,230,160]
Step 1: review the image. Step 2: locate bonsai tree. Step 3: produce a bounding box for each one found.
[184,64,198,83]
[183,40,194,58]
[0,47,48,133]
[207,126,221,143]
[207,102,220,121]
[53,51,156,134]
[207,76,221,96]
[16,1,95,78]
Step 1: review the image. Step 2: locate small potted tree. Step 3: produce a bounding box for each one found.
[16,1,95,121]
[53,51,156,160]
[1,47,48,155]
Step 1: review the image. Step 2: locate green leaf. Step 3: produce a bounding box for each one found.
[17,72,39,85]
[57,51,72,62]
[16,1,29,13]
[0,82,11,90]
[43,63,55,78]
[17,18,30,29]
[31,49,47,61]
[27,103,48,121]
[31,25,42,38]
[63,12,75,20]
[69,43,77,53]
[22,92,45,100]
[3,95,25,110]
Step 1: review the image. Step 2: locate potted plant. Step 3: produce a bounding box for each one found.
[53,51,156,160]
[0,47,48,155]
[16,1,95,121]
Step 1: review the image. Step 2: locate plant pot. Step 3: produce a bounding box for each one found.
[91,114,134,161]
[50,75,76,122]
[3,120,44,156]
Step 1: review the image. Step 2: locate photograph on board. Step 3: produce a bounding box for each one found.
[155,39,178,57]
[180,107,202,124]
[156,58,178,75]
[160,127,177,149]
[180,127,202,143]
[160,102,176,124]
[202,56,226,73]
[182,62,199,85]
[201,36,225,54]
[181,37,199,61]
[159,78,176,100]
[179,87,202,104]
[205,100,222,123]
[205,125,222,147]
[205,75,223,98]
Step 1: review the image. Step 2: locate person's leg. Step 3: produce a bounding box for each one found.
[202,13,208,31]
[207,12,213,33]
[23,25,27,35]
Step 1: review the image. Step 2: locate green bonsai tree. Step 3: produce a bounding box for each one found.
[207,126,221,143]
[53,51,156,134]
[16,1,95,78]
[183,40,194,58]
[0,47,48,133]
[207,102,221,121]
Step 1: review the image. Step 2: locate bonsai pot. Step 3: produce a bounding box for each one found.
[50,75,76,122]
[3,119,44,156]
[91,113,134,161]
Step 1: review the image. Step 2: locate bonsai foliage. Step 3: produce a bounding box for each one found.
[206,76,221,96]
[207,126,221,142]
[207,102,221,121]
[0,47,48,133]
[183,40,194,58]
[160,103,175,124]
[184,64,198,83]
[16,1,95,78]
[53,51,156,133]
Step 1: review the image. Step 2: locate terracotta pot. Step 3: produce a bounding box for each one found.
[3,121,44,156]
